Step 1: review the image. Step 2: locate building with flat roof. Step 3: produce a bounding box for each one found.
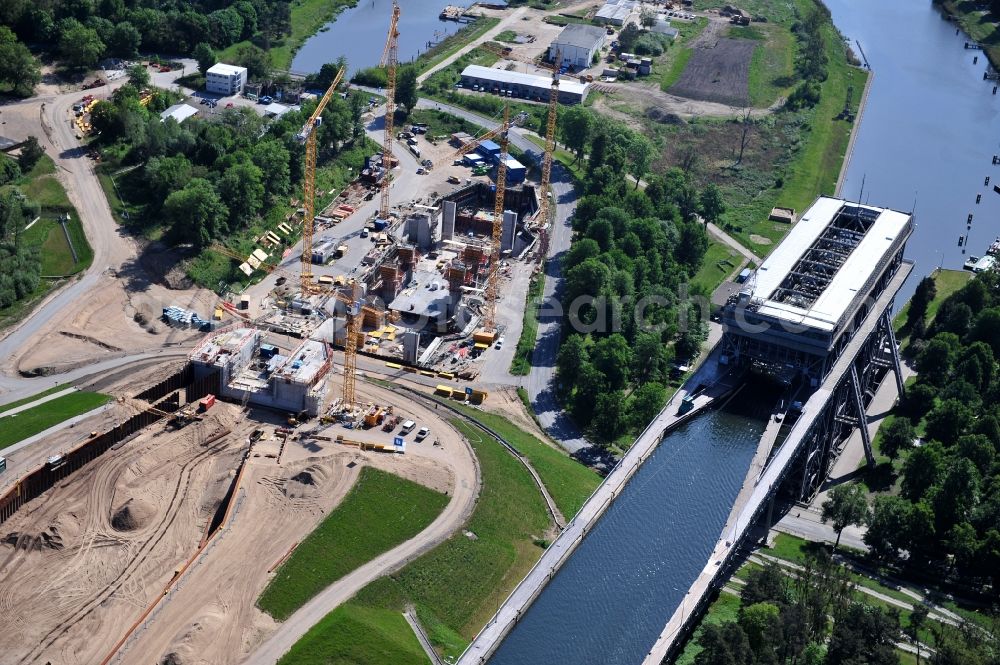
[595,0,637,25]
[720,196,913,383]
[460,65,589,104]
[160,103,198,124]
[549,24,608,69]
[190,327,331,415]
[206,63,248,95]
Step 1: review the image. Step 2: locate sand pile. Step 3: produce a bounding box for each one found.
[111,498,156,532]
[282,464,331,499]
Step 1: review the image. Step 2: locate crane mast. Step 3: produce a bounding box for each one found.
[298,65,346,293]
[379,1,401,221]
[484,104,510,333]
[538,53,560,259]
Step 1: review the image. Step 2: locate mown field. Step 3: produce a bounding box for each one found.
[0,391,111,449]
[258,467,449,621]
[279,417,552,662]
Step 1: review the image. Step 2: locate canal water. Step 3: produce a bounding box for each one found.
[828,0,1000,305]
[488,396,771,665]
[292,0,468,76]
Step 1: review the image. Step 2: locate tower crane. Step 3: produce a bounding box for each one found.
[296,65,347,293]
[378,0,401,222]
[482,103,511,335]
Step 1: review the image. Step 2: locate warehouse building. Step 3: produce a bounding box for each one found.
[595,0,638,25]
[460,65,590,103]
[206,63,248,95]
[548,24,608,69]
[160,103,198,124]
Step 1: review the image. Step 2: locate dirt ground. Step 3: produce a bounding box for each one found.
[669,36,756,107]
[0,378,477,665]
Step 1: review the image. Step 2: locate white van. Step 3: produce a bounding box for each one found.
[400,420,416,435]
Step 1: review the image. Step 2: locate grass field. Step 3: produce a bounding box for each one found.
[893,268,972,335]
[415,18,501,77]
[674,591,742,665]
[0,391,111,449]
[735,22,795,108]
[444,401,601,519]
[657,18,708,92]
[257,467,449,621]
[407,108,481,139]
[284,417,552,661]
[940,0,1000,70]
[509,272,544,376]
[689,239,740,295]
[0,384,72,414]
[278,602,428,665]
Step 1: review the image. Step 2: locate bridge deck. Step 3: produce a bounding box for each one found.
[641,260,912,664]
[456,347,738,665]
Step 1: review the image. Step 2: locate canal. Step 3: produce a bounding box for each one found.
[292,0,468,76]
[488,393,772,665]
[829,0,1000,305]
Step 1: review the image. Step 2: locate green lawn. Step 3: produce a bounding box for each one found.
[407,108,481,139]
[894,268,972,334]
[736,22,795,108]
[286,417,552,661]
[674,591,742,665]
[415,17,501,77]
[495,29,518,43]
[278,603,429,665]
[689,239,740,295]
[657,18,708,92]
[0,384,72,414]
[0,392,111,449]
[509,272,544,375]
[219,0,360,69]
[257,467,449,621]
[444,402,601,519]
[660,47,693,90]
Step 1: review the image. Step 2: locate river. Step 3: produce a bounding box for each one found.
[291,0,469,76]
[829,0,1000,304]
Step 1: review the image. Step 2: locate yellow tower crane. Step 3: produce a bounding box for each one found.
[296,65,346,291]
[379,0,401,221]
[482,103,511,335]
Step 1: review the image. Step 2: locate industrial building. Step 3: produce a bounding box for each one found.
[720,196,913,385]
[206,63,248,95]
[160,103,198,124]
[548,24,608,69]
[460,65,590,104]
[190,327,332,415]
[595,0,638,25]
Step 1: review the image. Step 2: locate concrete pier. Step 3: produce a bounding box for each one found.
[455,348,739,665]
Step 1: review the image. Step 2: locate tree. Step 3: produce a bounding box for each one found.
[593,390,627,440]
[824,603,900,665]
[699,184,726,226]
[628,382,667,430]
[234,44,270,79]
[864,494,910,560]
[901,441,945,502]
[628,134,653,189]
[560,106,593,159]
[820,483,867,550]
[193,42,215,75]
[162,178,228,249]
[924,398,971,446]
[107,21,140,57]
[735,107,754,165]
[915,333,959,386]
[217,162,264,231]
[144,155,192,208]
[741,563,788,607]
[0,27,41,97]
[633,332,669,383]
[933,458,981,535]
[592,334,633,391]
[59,22,105,70]
[694,622,752,665]
[396,66,418,114]
[970,306,1000,356]
[906,275,937,329]
[208,7,244,47]
[640,8,657,28]
[906,604,929,665]
[17,136,44,174]
[251,139,291,201]
[126,63,150,90]
[0,157,20,186]
[739,602,782,665]
[880,417,916,461]
[901,382,936,421]
[571,363,604,426]
[556,334,589,388]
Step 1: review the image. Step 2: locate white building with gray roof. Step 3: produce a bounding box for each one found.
[548,24,608,69]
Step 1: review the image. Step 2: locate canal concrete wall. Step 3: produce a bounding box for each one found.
[835,66,875,196]
[456,347,738,665]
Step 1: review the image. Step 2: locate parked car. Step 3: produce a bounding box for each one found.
[415,426,430,442]
[225,102,234,108]
[259,95,273,104]
[494,336,505,350]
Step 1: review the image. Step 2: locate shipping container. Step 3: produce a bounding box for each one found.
[199,394,216,411]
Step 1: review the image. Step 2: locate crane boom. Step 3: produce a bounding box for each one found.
[298,65,346,294]
[538,53,560,258]
[379,1,401,221]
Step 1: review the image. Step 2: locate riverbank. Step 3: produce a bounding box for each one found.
[937,0,1000,70]
[219,0,360,71]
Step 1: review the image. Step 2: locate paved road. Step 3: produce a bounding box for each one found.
[0,64,194,394]
[416,7,529,84]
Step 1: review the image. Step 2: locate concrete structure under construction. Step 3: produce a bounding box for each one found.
[190,327,332,415]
